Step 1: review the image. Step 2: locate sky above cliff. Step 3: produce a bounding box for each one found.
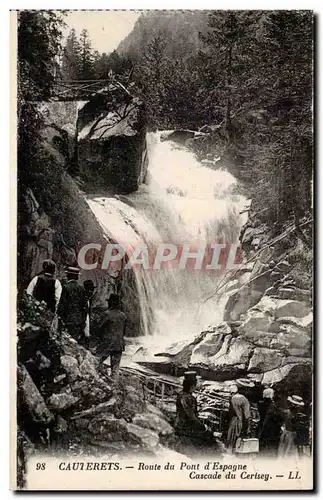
[62,10,140,54]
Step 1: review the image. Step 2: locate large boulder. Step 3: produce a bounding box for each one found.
[274,329,311,357]
[210,336,253,369]
[132,413,174,437]
[47,390,80,412]
[190,330,228,366]
[248,347,283,373]
[262,362,312,392]
[87,414,160,451]
[17,364,54,424]
[238,310,276,336]
[126,423,159,450]
[224,284,264,321]
[274,299,311,319]
[88,414,129,441]
[60,355,81,382]
[77,88,147,194]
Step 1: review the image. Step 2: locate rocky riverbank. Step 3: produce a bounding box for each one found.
[17,295,175,488]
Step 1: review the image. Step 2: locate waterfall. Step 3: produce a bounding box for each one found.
[87,132,248,349]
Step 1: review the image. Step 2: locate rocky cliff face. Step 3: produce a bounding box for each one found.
[76,85,147,194]
[117,11,208,62]
[18,84,147,325]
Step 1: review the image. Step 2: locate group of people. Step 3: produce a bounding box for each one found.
[174,371,309,458]
[26,259,126,381]
[26,260,310,453]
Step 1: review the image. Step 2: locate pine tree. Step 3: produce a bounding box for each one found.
[79,29,94,80]
[18,10,65,100]
[61,29,82,81]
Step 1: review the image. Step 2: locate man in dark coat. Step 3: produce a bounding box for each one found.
[174,372,207,438]
[174,371,222,455]
[57,267,88,346]
[98,294,126,381]
[258,388,282,457]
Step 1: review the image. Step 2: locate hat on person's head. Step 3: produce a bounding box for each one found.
[263,388,274,399]
[236,378,255,388]
[287,395,304,407]
[66,266,80,277]
[42,259,56,275]
[183,371,198,384]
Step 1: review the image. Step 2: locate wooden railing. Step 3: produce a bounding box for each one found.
[119,365,259,435]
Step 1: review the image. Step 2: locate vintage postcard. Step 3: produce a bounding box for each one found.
[10,9,314,491]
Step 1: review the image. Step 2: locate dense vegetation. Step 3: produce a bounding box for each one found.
[123,11,313,232]
[17,11,105,286]
[60,28,133,81]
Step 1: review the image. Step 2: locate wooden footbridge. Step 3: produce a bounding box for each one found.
[120,364,259,436]
[51,78,133,101]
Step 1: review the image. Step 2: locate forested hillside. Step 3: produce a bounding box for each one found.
[116,10,313,234]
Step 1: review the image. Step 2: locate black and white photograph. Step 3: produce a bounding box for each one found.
[12,8,313,490]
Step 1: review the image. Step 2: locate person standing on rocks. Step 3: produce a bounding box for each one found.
[26,259,62,313]
[226,380,252,453]
[258,387,283,457]
[174,371,208,437]
[278,395,305,458]
[97,294,126,381]
[57,266,88,346]
[174,371,222,455]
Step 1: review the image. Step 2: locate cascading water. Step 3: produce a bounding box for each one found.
[88,132,248,351]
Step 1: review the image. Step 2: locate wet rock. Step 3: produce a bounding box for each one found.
[209,336,253,370]
[248,347,283,373]
[275,328,311,357]
[281,357,312,366]
[88,415,128,441]
[126,423,159,450]
[276,287,311,302]
[60,334,87,361]
[79,351,100,379]
[276,313,313,332]
[242,330,277,348]
[273,299,311,319]
[116,385,146,420]
[145,402,165,418]
[155,340,189,357]
[132,412,174,437]
[238,310,275,335]
[71,398,117,420]
[224,285,264,322]
[262,362,312,390]
[190,331,226,366]
[60,355,81,382]
[47,390,80,412]
[18,364,54,424]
